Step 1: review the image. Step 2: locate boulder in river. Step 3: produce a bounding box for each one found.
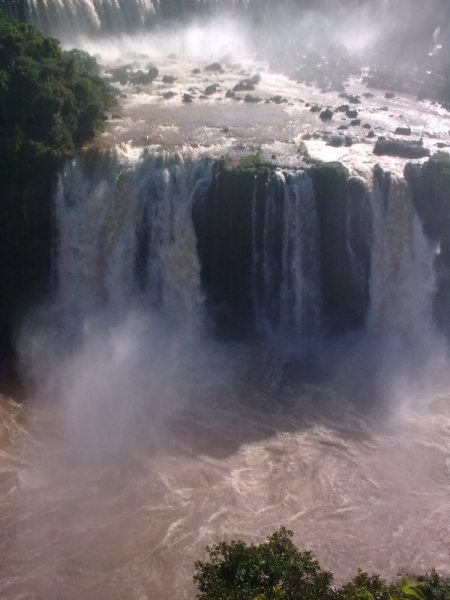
[394,126,412,136]
[244,94,263,103]
[204,84,218,95]
[320,108,334,120]
[205,62,224,72]
[233,81,255,92]
[146,66,159,81]
[374,137,430,158]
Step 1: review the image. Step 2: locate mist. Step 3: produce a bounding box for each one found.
[51,0,450,70]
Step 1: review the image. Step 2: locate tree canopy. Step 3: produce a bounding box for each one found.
[0,12,116,185]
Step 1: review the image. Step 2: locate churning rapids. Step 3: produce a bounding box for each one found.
[2,2,450,599]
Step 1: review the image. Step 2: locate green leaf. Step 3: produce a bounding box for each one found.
[399,578,426,600]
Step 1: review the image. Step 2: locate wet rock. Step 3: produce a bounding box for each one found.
[205,62,224,73]
[345,136,353,146]
[362,92,375,98]
[244,94,263,103]
[162,75,176,84]
[163,91,176,99]
[199,94,208,99]
[320,108,333,120]
[374,137,430,158]
[437,142,449,148]
[349,119,361,126]
[183,93,194,103]
[146,66,159,81]
[406,153,450,336]
[192,68,201,74]
[226,90,235,98]
[362,123,371,129]
[204,84,218,95]
[134,71,152,85]
[111,113,123,119]
[167,53,177,59]
[310,104,322,113]
[380,106,389,111]
[233,81,255,92]
[312,162,370,330]
[305,102,311,107]
[385,92,396,99]
[367,130,376,138]
[328,136,345,147]
[347,95,361,104]
[346,109,358,118]
[250,74,261,84]
[335,104,349,113]
[269,95,287,104]
[337,125,348,130]
[110,66,131,85]
[394,126,412,136]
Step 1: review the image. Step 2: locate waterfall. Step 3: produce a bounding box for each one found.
[367,166,436,339]
[24,0,251,38]
[253,170,321,337]
[53,148,439,342]
[55,148,213,321]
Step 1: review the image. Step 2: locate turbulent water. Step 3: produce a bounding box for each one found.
[2,1,450,598]
[1,143,450,599]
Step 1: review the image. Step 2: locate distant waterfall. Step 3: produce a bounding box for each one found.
[24,0,251,38]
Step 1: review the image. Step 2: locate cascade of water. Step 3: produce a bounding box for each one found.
[55,149,213,320]
[280,171,321,335]
[253,170,321,337]
[24,0,251,38]
[367,168,436,339]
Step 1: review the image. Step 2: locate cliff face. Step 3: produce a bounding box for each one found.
[406,153,450,337]
[193,158,372,338]
[0,182,52,358]
[2,152,450,362]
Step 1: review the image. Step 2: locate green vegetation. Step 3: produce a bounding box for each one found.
[194,527,450,600]
[0,12,117,184]
[0,13,117,358]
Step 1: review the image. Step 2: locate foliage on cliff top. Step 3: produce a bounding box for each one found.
[194,527,450,600]
[0,12,117,185]
[222,153,272,178]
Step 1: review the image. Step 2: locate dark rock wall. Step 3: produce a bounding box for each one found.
[192,158,270,337]
[312,163,371,333]
[0,182,53,359]
[3,153,450,361]
[406,153,450,337]
[194,159,372,338]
